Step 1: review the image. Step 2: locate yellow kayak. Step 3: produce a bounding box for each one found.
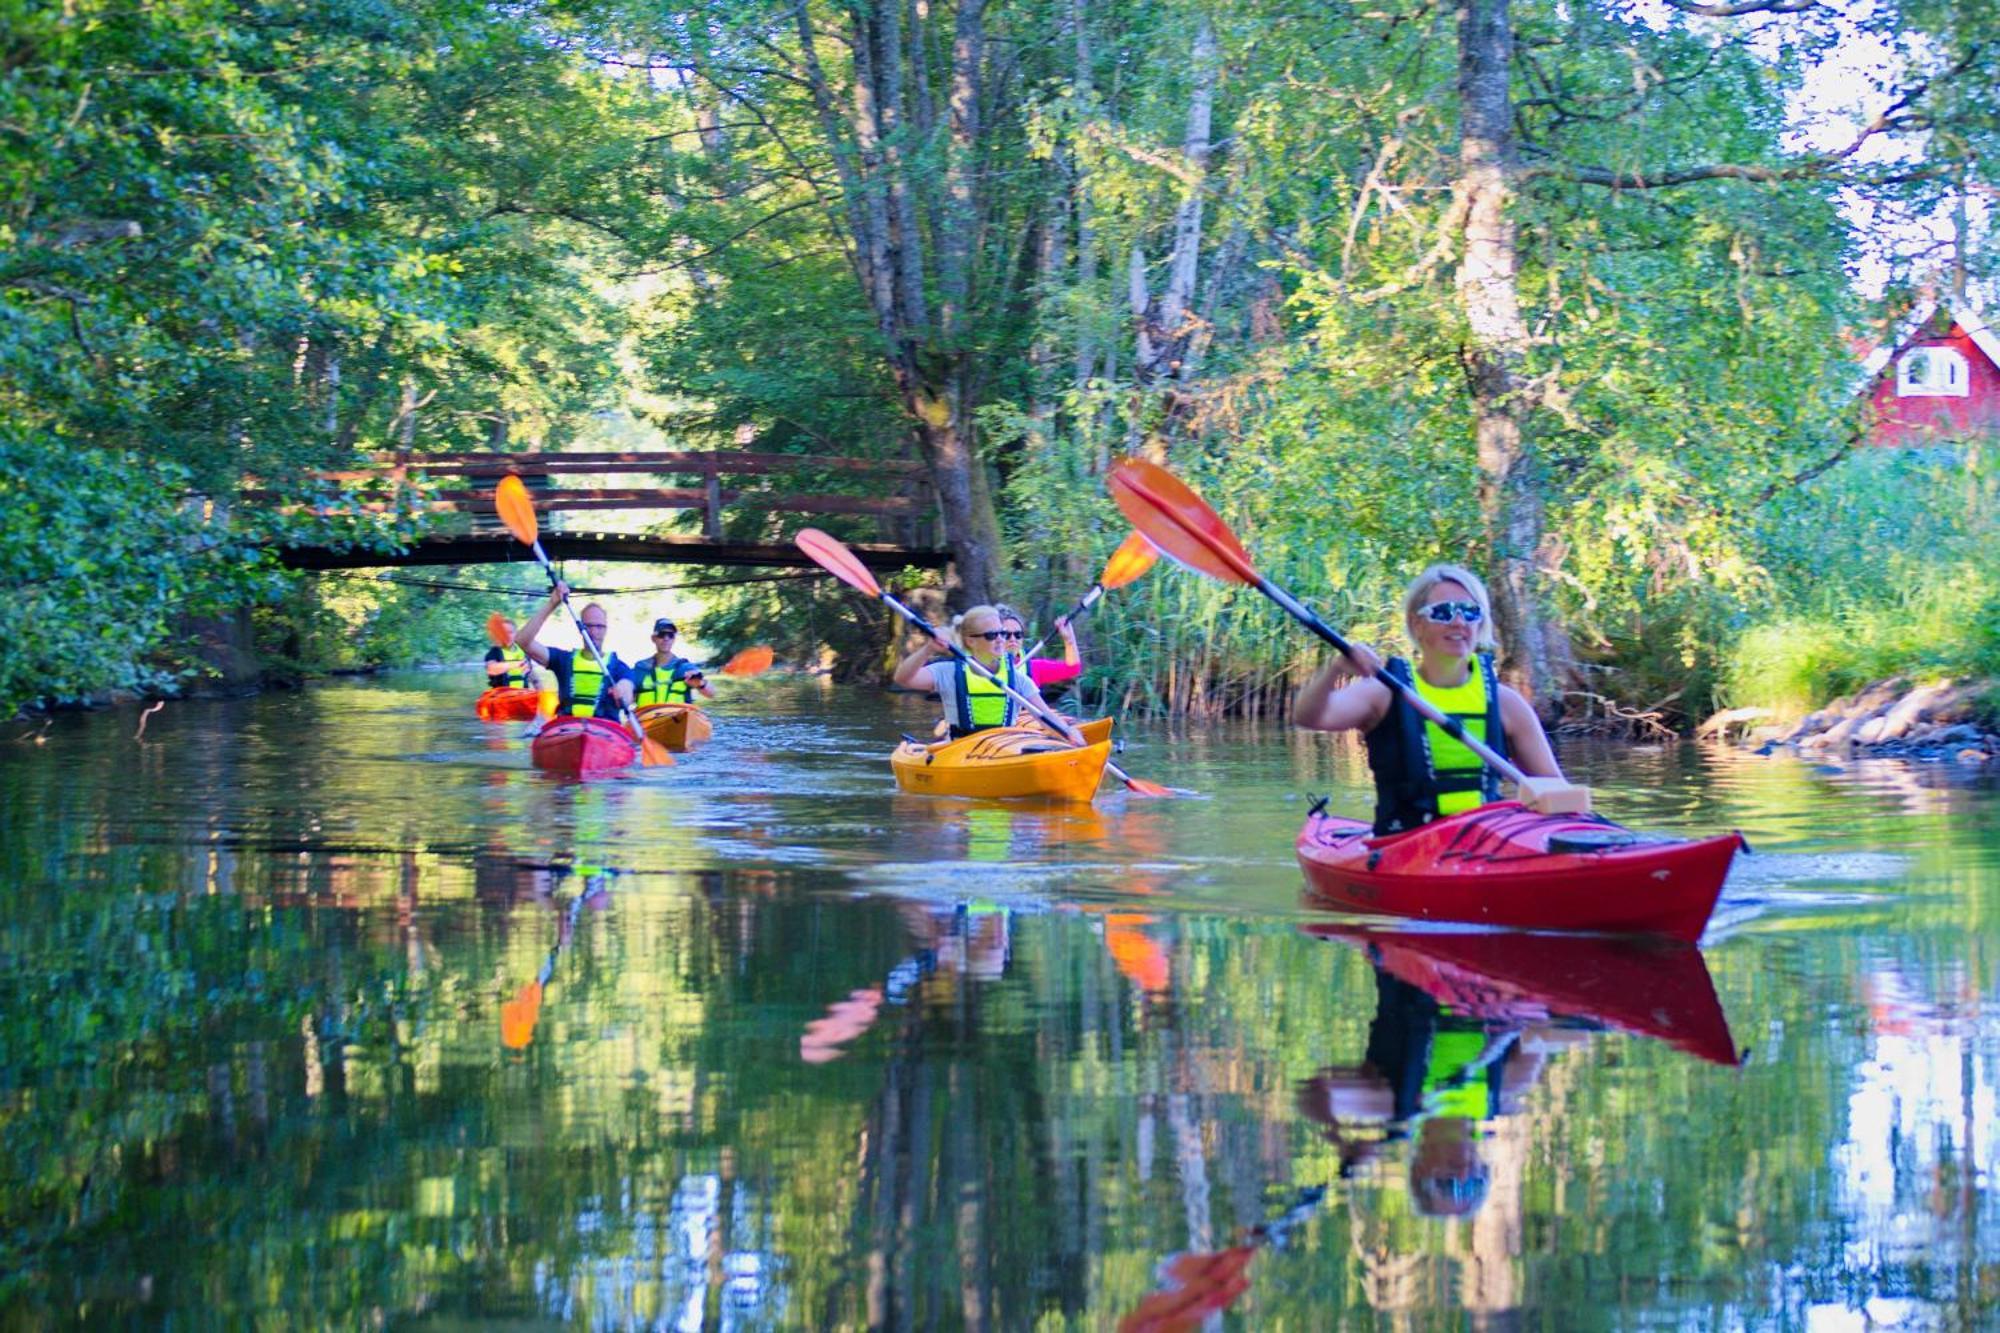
[635,702,714,751]
[891,721,1113,802]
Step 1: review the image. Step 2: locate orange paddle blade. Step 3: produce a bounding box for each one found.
[500,981,544,1050]
[1099,530,1161,590]
[494,475,538,546]
[637,730,675,767]
[1106,458,1256,585]
[720,645,775,677]
[795,528,884,597]
[486,612,515,649]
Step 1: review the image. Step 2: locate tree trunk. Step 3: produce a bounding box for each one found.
[1455,0,1562,715]
[793,0,1004,608]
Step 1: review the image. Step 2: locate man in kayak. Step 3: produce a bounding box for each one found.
[610,618,715,710]
[1292,564,1567,835]
[893,603,1052,738]
[483,617,539,693]
[512,581,629,719]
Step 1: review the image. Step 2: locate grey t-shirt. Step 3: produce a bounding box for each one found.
[925,658,1047,729]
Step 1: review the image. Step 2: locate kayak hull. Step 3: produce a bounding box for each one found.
[892,724,1112,801]
[1303,923,1740,1065]
[530,716,639,778]
[636,702,714,751]
[476,686,541,721]
[1297,801,1742,943]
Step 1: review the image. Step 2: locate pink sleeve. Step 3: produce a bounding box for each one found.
[1029,657,1081,687]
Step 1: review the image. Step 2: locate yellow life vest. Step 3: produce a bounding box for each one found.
[632,658,694,706]
[953,657,1018,733]
[1411,661,1494,817]
[560,650,610,718]
[489,643,528,688]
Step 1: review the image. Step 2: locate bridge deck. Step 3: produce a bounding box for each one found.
[278,531,950,572]
[268,449,949,572]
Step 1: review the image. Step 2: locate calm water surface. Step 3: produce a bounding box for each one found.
[3,673,1998,1329]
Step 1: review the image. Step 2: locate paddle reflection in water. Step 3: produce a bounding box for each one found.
[1120,929,1739,1331]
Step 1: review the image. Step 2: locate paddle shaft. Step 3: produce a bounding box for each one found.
[1198,540,1534,789]
[1021,582,1101,662]
[521,538,652,747]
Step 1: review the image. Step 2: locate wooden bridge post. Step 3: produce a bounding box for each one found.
[703,456,724,541]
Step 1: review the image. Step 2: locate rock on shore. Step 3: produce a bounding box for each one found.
[1704,678,1997,766]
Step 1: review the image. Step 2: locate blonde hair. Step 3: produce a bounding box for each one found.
[948,604,1003,651]
[1402,564,1497,651]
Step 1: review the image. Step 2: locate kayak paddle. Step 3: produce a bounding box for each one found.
[494,475,672,768]
[793,527,1190,799]
[719,645,776,677]
[1105,457,1588,814]
[1020,530,1160,661]
[500,889,590,1051]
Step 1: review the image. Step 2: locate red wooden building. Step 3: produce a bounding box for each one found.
[1859,304,2000,446]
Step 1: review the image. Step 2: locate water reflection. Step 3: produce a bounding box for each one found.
[5,675,2000,1328]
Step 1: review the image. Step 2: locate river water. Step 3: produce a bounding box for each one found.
[3,673,1997,1329]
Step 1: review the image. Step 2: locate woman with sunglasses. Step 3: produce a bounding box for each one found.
[892,604,1051,738]
[993,604,1082,692]
[1294,563,1566,835]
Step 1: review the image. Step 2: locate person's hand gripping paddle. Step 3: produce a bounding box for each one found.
[1105,457,1589,816]
[793,528,1191,798]
[1020,530,1159,661]
[494,476,672,767]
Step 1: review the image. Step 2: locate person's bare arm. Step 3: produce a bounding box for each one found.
[511,583,568,668]
[1294,644,1392,733]
[892,637,947,690]
[1497,686,1564,780]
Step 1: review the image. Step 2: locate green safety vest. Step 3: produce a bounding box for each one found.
[560,651,610,717]
[490,643,528,689]
[953,657,1019,734]
[1411,660,1497,818]
[632,658,696,707]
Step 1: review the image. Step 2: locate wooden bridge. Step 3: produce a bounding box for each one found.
[268,449,952,572]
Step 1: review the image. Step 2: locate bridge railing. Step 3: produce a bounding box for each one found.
[249,449,937,545]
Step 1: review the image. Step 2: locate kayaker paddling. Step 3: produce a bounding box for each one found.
[892,604,1053,739]
[483,615,539,692]
[611,618,714,711]
[995,604,1082,693]
[513,582,629,720]
[1292,564,1568,836]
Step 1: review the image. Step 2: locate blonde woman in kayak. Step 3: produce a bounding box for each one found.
[1293,564,1566,835]
[893,603,1051,739]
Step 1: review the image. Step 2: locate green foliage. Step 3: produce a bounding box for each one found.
[0,0,645,713]
[1722,447,2000,715]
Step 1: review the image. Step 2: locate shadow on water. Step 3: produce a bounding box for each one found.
[2,672,1999,1327]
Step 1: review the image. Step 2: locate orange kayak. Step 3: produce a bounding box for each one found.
[636,702,714,750]
[529,716,638,778]
[891,722,1111,801]
[476,686,541,721]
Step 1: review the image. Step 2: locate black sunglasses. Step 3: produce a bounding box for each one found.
[971,630,1023,641]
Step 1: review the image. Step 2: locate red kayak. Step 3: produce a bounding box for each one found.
[529,716,639,778]
[1303,923,1740,1065]
[476,686,541,721]
[1297,801,1744,943]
